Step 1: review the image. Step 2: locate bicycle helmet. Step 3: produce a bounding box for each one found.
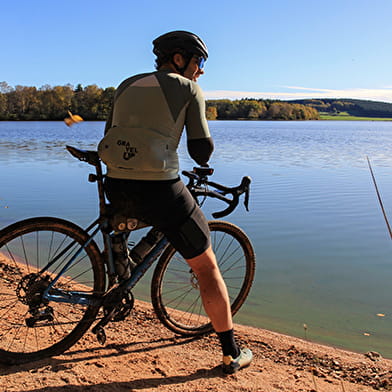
[153,30,208,59]
[153,30,208,73]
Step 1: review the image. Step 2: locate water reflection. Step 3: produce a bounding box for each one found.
[0,121,103,162]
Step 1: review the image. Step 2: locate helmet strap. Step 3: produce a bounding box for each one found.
[171,53,192,76]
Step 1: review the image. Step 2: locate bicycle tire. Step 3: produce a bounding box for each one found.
[0,217,105,364]
[151,220,255,336]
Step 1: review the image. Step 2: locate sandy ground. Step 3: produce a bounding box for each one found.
[1,298,392,392]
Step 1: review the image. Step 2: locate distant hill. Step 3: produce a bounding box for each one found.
[288,98,392,118]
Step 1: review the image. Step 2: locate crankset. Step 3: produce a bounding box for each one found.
[107,290,134,322]
[92,287,135,345]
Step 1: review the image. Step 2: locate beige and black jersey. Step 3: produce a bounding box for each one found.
[98,70,213,180]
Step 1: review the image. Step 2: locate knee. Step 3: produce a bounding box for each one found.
[186,246,218,275]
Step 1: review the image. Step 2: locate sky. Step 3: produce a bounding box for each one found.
[2,0,392,102]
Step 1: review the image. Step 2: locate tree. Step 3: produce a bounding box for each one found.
[0,82,13,94]
[0,93,7,119]
[206,106,217,120]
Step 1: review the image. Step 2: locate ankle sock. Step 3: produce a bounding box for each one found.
[217,329,240,358]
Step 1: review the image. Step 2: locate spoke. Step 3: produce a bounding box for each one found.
[48,231,55,262]
[22,326,30,354]
[51,310,70,336]
[0,298,20,321]
[164,286,195,308]
[63,266,93,287]
[180,294,204,323]
[4,243,25,279]
[162,283,195,296]
[5,308,30,351]
[36,231,39,269]
[164,266,188,274]
[218,244,241,268]
[20,235,31,273]
[213,231,225,255]
[216,237,236,268]
[221,258,246,275]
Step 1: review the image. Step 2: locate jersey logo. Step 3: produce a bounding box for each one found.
[117,139,138,160]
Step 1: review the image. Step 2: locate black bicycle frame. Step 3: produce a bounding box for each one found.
[42,219,169,307]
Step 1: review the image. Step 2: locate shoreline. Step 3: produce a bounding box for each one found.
[1,117,392,122]
[0,255,392,390]
[1,298,391,391]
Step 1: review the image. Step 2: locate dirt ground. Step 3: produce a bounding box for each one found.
[1,298,391,392]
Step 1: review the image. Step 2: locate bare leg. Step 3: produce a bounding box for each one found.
[187,245,253,373]
[186,245,232,333]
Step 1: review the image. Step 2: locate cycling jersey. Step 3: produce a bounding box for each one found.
[98,70,213,180]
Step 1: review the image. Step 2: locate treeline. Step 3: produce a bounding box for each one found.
[3,82,392,121]
[0,82,320,121]
[0,82,115,121]
[291,98,392,118]
[206,99,319,120]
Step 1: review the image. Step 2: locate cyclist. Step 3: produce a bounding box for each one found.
[98,30,252,374]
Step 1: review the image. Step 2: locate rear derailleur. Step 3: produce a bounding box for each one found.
[16,273,54,327]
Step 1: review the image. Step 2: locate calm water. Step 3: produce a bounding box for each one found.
[1,120,392,356]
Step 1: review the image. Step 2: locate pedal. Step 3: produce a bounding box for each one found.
[92,307,116,344]
[94,326,106,345]
[91,287,134,344]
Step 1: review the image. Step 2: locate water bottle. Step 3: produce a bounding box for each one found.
[130,228,164,264]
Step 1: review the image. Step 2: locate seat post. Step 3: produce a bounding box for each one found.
[94,160,107,215]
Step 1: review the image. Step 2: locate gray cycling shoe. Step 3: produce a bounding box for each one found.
[222,348,253,374]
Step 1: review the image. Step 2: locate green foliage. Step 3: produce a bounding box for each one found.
[0,82,114,121]
[206,99,319,120]
[291,98,392,118]
[4,82,391,122]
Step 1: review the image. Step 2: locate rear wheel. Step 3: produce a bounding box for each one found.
[151,220,255,336]
[0,217,105,364]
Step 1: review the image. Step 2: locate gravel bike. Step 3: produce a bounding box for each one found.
[0,145,255,364]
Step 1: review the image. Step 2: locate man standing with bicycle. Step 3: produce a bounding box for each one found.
[98,30,252,374]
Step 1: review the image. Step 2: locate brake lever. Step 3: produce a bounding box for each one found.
[243,177,251,212]
[238,176,251,212]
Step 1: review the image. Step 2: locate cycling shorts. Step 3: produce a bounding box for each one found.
[104,176,211,259]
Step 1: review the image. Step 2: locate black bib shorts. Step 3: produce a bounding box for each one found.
[104,176,211,259]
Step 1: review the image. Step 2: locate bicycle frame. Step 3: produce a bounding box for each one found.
[42,220,169,306]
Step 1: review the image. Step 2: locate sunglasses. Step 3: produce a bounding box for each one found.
[194,56,206,69]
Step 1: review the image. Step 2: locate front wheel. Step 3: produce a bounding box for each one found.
[0,217,105,364]
[151,220,256,336]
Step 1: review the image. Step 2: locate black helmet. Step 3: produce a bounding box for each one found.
[153,30,208,60]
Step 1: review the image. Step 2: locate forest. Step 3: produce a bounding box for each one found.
[1,82,391,121]
[0,82,115,121]
[291,98,392,118]
[0,82,319,121]
[205,99,319,120]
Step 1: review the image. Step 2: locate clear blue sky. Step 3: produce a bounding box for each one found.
[2,0,392,102]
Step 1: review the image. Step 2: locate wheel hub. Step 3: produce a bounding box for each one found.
[16,273,51,307]
[190,272,199,289]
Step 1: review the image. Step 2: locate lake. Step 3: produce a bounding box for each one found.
[1,120,392,357]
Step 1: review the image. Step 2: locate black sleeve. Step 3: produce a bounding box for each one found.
[187,137,214,166]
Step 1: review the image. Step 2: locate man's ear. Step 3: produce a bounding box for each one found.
[172,53,185,68]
